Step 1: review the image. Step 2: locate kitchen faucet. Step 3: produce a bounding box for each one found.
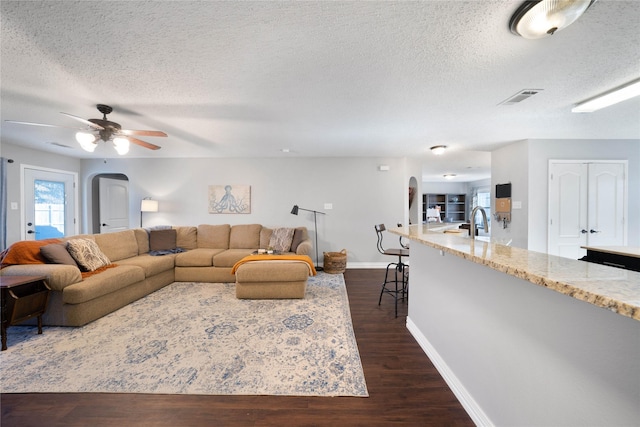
[470,206,489,239]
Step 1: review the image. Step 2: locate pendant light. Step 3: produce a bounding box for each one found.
[510,0,597,39]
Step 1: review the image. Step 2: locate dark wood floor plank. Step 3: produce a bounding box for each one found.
[1,269,473,426]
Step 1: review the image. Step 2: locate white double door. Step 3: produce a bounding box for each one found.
[548,161,627,259]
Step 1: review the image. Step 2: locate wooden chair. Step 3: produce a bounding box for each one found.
[375,224,409,317]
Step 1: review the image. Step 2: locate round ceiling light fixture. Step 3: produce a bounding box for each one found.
[510,0,597,39]
[430,145,447,155]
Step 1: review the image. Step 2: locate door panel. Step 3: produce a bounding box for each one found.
[98,177,129,233]
[549,163,588,259]
[588,163,625,247]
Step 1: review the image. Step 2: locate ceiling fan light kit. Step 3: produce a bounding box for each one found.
[7,104,166,155]
[510,0,597,39]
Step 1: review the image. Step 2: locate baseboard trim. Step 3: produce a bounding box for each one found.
[406,316,493,427]
[343,262,390,269]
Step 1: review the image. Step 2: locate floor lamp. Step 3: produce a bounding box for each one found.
[290,204,325,271]
[140,198,158,227]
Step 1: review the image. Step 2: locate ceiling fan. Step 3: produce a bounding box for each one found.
[6,104,167,154]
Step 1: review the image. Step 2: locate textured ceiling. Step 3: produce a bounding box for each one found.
[1,0,639,182]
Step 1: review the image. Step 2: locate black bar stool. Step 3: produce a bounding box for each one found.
[375,224,409,317]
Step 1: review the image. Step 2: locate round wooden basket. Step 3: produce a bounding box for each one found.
[323,249,347,274]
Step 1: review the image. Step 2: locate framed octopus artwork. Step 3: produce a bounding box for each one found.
[208,185,251,214]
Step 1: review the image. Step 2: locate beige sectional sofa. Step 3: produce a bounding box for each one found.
[0,224,311,327]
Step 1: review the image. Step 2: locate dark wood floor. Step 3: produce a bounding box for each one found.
[1,269,473,427]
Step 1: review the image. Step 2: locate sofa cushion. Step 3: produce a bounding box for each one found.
[175,226,197,250]
[175,248,225,267]
[229,224,261,249]
[40,243,77,266]
[66,239,112,272]
[213,249,255,268]
[117,254,175,277]
[291,227,308,253]
[197,224,230,249]
[133,228,150,254]
[260,227,272,249]
[269,228,295,252]
[149,229,177,251]
[62,264,145,304]
[0,264,82,291]
[95,230,139,261]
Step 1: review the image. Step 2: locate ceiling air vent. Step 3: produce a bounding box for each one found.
[499,89,543,105]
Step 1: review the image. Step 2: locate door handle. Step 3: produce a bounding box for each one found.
[581,229,588,234]
[102,223,109,227]
[27,230,35,234]
[590,229,600,234]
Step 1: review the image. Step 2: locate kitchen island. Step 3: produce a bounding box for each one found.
[390,224,639,426]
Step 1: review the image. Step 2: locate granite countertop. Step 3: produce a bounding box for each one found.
[390,224,640,322]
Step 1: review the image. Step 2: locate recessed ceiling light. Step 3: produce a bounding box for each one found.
[430,145,447,155]
[443,174,456,179]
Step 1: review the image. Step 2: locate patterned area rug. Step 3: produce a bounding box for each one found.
[0,273,368,396]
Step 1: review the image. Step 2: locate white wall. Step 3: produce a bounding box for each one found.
[422,181,469,194]
[1,142,82,245]
[408,243,640,426]
[527,139,640,253]
[491,140,529,249]
[81,156,409,266]
[491,138,640,253]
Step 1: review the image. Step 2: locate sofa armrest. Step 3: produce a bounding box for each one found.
[295,239,313,256]
[0,264,82,291]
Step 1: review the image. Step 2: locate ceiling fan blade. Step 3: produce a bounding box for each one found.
[5,120,83,130]
[60,112,104,130]
[126,136,161,150]
[119,129,168,137]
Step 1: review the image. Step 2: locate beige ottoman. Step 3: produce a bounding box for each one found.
[235,261,310,299]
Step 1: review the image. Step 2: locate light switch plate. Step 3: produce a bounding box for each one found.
[513,201,522,209]
[10,202,18,210]
[324,203,333,210]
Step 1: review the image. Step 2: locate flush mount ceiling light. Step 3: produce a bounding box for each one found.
[443,174,456,180]
[572,78,640,113]
[430,145,447,155]
[510,0,597,39]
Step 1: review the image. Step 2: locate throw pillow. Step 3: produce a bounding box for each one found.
[40,243,78,266]
[149,229,177,252]
[66,238,111,272]
[268,228,295,252]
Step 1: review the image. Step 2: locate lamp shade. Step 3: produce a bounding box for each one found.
[290,205,299,215]
[510,0,596,39]
[141,199,158,212]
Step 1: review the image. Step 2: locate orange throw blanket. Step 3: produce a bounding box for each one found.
[231,254,316,276]
[0,239,62,268]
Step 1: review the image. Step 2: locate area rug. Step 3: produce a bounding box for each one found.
[0,273,368,397]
